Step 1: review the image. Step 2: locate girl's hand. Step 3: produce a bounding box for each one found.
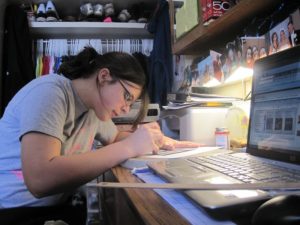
[124,122,202,157]
[125,122,164,156]
[161,136,203,150]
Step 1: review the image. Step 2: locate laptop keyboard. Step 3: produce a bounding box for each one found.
[188,154,300,183]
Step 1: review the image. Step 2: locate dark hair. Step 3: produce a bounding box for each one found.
[58,47,149,128]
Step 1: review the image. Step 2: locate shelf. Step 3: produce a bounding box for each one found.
[29,22,153,39]
[172,0,282,55]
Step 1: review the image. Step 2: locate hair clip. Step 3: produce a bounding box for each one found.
[89,59,95,65]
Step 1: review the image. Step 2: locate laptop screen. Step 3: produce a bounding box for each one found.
[247,46,300,164]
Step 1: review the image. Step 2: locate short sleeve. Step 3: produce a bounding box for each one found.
[19,82,68,141]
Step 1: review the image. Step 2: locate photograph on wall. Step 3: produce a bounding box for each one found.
[211,50,223,82]
[287,8,300,47]
[195,56,211,87]
[172,55,187,92]
[221,42,237,80]
[264,8,300,56]
[241,36,266,69]
[219,38,243,80]
[266,17,291,56]
[176,64,193,93]
[194,50,222,87]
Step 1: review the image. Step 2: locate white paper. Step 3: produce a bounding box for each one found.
[121,147,221,169]
[143,146,221,159]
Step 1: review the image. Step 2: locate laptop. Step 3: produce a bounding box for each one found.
[148,45,300,219]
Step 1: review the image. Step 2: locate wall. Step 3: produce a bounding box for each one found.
[210,78,252,99]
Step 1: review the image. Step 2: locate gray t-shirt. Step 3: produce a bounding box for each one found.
[0,74,118,208]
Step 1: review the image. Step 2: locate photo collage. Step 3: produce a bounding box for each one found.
[173,8,300,91]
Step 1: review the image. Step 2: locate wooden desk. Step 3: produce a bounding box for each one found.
[100,166,252,225]
[101,166,191,225]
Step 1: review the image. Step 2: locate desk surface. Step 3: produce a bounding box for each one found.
[108,167,254,225]
[111,166,191,225]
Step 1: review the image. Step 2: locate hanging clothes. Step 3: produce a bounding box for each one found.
[1,4,35,116]
[147,0,173,106]
[132,52,150,87]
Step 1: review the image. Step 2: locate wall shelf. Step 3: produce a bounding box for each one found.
[171,0,282,55]
[29,21,153,39]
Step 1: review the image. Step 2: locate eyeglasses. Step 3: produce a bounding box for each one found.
[118,80,134,106]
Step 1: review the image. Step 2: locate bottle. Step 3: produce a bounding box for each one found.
[215,127,230,149]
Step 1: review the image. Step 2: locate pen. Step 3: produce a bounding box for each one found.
[131,167,149,174]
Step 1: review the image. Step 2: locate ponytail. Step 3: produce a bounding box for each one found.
[58,47,101,79]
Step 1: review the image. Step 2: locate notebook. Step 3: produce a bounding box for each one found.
[148,46,300,219]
